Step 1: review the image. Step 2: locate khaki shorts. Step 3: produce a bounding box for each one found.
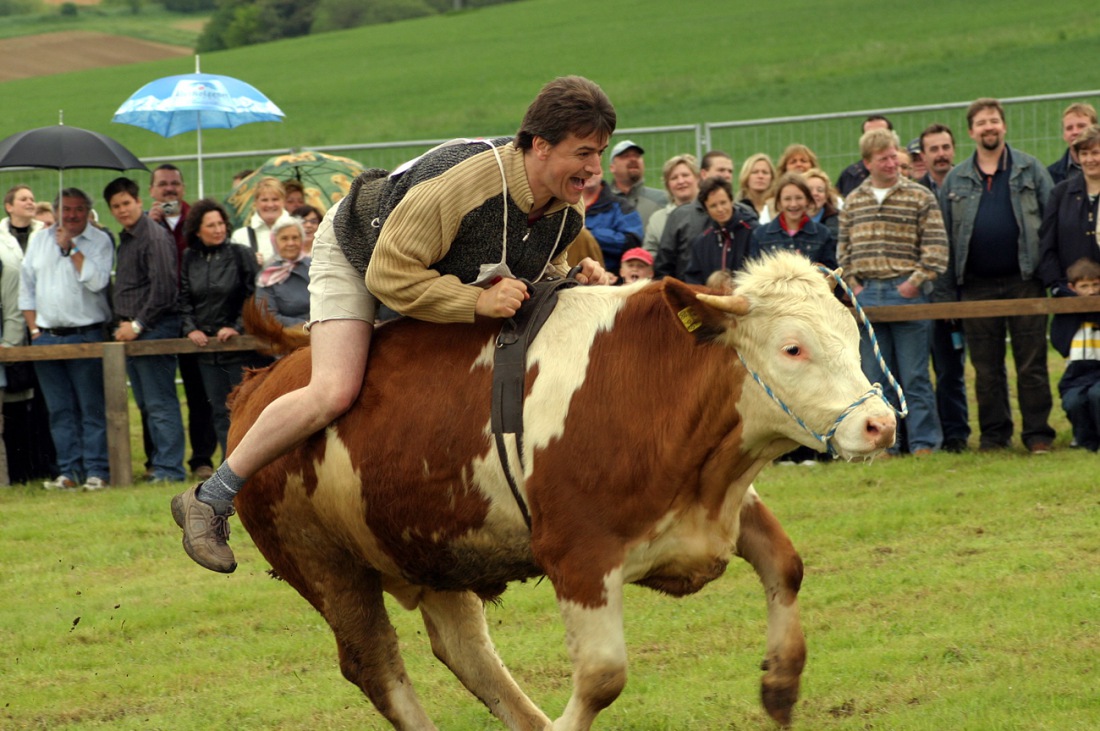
[308,204,379,327]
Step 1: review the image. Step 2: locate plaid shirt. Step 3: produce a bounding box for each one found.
[837,176,948,288]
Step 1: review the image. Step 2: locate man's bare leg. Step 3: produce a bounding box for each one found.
[172,319,372,572]
[225,319,372,476]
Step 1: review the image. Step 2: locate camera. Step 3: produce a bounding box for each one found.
[161,200,180,216]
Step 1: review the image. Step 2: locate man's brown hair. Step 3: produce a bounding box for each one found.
[515,76,616,150]
[966,98,1005,130]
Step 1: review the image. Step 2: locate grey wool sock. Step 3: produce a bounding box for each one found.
[195,462,246,506]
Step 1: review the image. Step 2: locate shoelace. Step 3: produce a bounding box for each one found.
[210,514,232,544]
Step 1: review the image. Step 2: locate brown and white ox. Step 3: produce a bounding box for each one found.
[230,252,895,730]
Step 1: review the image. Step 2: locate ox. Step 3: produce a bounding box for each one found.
[230,252,896,730]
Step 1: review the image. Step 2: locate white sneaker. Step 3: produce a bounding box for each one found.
[43,475,78,490]
[83,476,109,491]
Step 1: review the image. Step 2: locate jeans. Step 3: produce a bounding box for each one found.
[1061,380,1100,451]
[856,276,942,452]
[32,328,109,481]
[960,276,1054,449]
[127,316,187,481]
[931,319,970,443]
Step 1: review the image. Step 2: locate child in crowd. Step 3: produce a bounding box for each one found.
[619,247,654,283]
[1053,258,1100,451]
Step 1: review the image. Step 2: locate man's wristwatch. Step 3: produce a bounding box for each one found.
[131,321,144,336]
[30,328,40,336]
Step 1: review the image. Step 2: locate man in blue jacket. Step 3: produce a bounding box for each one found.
[581,172,643,276]
[939,97,1056,454]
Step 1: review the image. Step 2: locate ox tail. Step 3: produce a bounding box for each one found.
[243,297,311,356]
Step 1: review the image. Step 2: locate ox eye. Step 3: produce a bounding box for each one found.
[783,344,801,357]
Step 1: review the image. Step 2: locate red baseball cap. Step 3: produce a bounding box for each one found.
[621,247,654,266]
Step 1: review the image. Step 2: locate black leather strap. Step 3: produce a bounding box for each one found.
[491,274,581,529]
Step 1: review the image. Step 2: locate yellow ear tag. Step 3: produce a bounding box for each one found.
[677,307,702,332]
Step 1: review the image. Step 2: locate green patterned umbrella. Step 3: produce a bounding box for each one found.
[225,150,365,228]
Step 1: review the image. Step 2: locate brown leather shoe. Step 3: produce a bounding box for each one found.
[171,485,237,573]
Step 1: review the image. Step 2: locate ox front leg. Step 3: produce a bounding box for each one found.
[552,568,627,731]
[418,589,551,731]
[735,487,806,727]
[320,565,438,730]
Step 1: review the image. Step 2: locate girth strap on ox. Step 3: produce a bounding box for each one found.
[491,273,582,529]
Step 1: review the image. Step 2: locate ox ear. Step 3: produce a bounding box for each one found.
[662,278,742,339]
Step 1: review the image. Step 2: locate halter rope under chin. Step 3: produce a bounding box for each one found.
[735,265,908,457]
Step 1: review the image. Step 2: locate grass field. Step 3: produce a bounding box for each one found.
[1,437,1097,730]
[2,352,1099,729]
[0,4,205,47]
[1,0,1098,157]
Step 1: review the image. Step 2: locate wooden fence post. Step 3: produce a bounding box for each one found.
[102,342,132,487]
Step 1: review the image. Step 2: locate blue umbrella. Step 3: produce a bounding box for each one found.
[112,56,284,197]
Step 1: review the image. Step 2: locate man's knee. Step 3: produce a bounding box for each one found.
[310,379,361,422]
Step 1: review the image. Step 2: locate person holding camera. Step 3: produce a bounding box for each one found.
[148,164,218,481]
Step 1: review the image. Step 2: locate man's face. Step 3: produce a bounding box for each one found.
[59,196,90,237]
[865,145,900,188]
[1070,277,1100,297]
[703,156,734,182]
[609,148,644,186]
[532,132,606,206]
[968,108,1006,152]
[922,132,956,176]
[909,151,927,179]
[150,169,184,203]
[896,150,913,179]
[108,191,144,230]
[1062,112,1093,146]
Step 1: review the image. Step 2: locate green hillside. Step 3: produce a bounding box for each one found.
[2,0,1098,198]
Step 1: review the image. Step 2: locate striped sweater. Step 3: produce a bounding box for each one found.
[339,138,582,323]
[837,177,948,288]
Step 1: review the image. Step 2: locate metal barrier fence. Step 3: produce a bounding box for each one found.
[2,91,1097,217]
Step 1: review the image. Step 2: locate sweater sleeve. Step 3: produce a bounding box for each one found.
[365,176,482,323]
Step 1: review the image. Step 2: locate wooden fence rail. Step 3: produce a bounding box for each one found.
[1,296,1098,486]
[0,336,263,487]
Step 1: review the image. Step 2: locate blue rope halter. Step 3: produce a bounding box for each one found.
[735,265,907,457]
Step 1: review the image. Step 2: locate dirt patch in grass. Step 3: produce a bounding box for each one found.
[0,31,190,83]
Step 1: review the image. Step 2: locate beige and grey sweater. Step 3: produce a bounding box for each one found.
[335,138,583,323]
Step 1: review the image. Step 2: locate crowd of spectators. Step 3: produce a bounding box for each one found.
[0,166,310,489]
[2,96,1099,489]
[598,98,1100,459]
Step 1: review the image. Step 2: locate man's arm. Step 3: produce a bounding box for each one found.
[73,230,114,292]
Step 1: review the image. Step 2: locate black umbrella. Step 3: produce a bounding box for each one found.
[0,115,148,192]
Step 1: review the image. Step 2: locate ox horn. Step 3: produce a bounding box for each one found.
[696,292,750,315]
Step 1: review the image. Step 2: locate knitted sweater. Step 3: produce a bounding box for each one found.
[838,177,948,288]
[336,138,583,323]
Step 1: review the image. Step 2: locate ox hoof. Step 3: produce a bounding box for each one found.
[761,679,799,727]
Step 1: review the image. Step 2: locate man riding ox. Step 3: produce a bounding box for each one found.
[227,251,896,730]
